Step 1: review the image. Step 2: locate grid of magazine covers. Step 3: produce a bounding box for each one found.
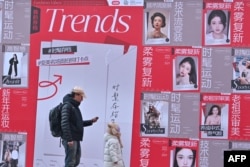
[1,0,250,167]
[135,0,250,167]
[0,0,31,167]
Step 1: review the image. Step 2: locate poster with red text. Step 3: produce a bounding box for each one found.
[169,138,199,167]
[200,93,250,141]
[138,46,201,92]
[172,47,201,92]
[203,1,250,47]
[230,0,250,47]
[139,46,172,91]
[138,137,169,167]
[30,4,143,167]
[201,47,250,94]
[228,93,250,141]
[231,48,250,93]
[0,0,249,166]
[0,1,33,166]
[200,93,230,140]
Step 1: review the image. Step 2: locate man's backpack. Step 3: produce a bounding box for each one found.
[49,102,65,137]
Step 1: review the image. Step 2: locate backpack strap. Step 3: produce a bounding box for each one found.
[59,102,74,147]
[59,137,62,147]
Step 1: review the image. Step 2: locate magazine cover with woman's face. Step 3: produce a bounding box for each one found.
[173,55,199,91]
[204,10,231,46]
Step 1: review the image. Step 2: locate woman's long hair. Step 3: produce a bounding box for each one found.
[179,57,197,85]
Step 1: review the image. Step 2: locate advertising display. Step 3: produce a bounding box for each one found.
[0,0,250,166]
[30,2,142,167]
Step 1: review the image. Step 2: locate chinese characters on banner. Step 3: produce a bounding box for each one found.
[1,0,250,166]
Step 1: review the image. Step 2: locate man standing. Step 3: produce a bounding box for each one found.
[61,86,98,167]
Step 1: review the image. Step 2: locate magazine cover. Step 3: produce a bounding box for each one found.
[172,47,201,91]
[199,139,229,167]
[204,9,231,46]
[140,91,200,138]
[143,2,171,45]
[169,138,199,167]
[203,1,250,47]
[200,47,233,93]
[0,132,27,167]
[137,46,201,92]
[203,2,231,46]
[140,92,169,137]
[143,0,202,46]
[200,93,230,139]
[200,93,250,141]
[232,48,250,93]
[2,44,29,88]
[200,93,230,140]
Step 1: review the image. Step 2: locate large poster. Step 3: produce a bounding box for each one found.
[31,4,142,167]
[34,40,137,166]
[1,0,250,166]
[0,0,32,166]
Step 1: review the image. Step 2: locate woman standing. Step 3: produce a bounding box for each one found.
[8,53,19,77]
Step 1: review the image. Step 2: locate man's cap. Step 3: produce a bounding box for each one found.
[72,86,86,98]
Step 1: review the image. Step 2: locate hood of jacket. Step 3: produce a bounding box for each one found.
[104,132,118,143]
[62,93,80,108]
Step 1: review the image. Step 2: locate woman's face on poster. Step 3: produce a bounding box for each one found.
[176,148,194,167]
[212,106,219,115]
[179,62,191,77]
[153,16,163,29]
[210,16,225,35]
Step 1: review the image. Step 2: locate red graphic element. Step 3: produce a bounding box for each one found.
[37,75,62,100]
